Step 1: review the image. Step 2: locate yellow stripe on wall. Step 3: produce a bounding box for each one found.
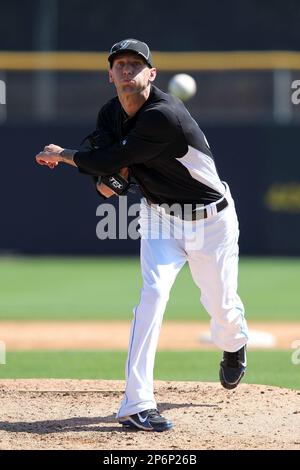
[1,51,300,71]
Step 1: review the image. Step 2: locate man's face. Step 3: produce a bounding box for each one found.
[109,52,156,95]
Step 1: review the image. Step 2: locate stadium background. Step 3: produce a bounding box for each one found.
[0,0,299,391]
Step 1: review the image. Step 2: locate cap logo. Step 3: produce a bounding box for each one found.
[120,40,137,49]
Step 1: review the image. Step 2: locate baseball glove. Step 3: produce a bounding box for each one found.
[97,168,137,198]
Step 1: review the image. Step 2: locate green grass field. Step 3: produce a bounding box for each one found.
[0,256,299,388]
[0,256,299,321]
[0,350,299,390]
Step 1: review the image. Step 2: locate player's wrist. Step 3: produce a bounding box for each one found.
[59,148,77,166]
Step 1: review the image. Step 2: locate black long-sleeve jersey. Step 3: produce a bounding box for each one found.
[74,85,225,206]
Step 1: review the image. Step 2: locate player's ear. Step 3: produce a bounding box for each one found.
[149,68,157,83]
[108,70,114,83]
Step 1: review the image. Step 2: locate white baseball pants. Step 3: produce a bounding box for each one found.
[117,184,248,418]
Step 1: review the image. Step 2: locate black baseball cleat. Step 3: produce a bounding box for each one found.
[118,408,173,432]
[219,346,247,390]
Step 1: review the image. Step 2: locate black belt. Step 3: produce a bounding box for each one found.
[147,197,228,221]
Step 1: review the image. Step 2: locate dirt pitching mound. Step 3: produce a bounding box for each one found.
[0,380,299,450]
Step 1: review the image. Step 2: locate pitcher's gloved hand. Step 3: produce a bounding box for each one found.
[96,167,129,198]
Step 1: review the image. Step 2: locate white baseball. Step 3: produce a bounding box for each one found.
[168,73,197,101]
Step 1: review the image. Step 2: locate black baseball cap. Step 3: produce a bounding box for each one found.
[108,38,153,68]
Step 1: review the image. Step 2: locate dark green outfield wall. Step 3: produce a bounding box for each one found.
[1,0,299,52]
